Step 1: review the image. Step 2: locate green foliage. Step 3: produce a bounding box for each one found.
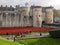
[49,29,60,38]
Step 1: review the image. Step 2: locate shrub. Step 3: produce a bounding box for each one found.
[49,29,60,38]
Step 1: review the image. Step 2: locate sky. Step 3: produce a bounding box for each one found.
[0,0,60,9]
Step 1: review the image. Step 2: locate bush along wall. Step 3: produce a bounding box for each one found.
[49,29,60,38]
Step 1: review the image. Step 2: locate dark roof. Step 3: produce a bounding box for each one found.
[31,6,42,8]
[43,23,60,27]
[45,6,53,9]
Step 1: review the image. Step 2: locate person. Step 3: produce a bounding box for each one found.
[40,33,42,36]
[14,37,15,42]
[13,35,15,42]
[21,33,22,38]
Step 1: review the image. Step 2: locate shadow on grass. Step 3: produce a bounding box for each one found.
[21,37,60,45]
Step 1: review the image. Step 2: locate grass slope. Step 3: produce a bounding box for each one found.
[0,39,22,45]
[21,38,60,45]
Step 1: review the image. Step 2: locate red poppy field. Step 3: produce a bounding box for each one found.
[0,27,54,35]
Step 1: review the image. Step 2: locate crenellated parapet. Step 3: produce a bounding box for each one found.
[0,5,14,11]
[0,5,54,27]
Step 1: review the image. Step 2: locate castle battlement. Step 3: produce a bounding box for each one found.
[0,5,54,27]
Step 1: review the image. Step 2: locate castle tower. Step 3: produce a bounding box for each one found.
[45,6,54,24]
[19,3,30,27]
[30,6,42,27]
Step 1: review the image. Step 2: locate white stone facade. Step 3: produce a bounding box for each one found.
[30,6,42,27]
[45,7,54,23]
[0,5,54,27]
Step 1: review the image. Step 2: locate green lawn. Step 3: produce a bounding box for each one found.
[0,39,22,45]
[0,37,60,45]
[21,38,60,45]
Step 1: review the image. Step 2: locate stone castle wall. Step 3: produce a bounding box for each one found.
[0,5,54,27]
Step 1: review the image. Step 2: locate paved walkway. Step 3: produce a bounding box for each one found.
[0,32,50,40]
[16,32,49,39]
[0,36,14,42]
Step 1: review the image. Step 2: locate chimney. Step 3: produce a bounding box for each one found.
[10,5,12,8]
[15,5,20,9]
[1,5,3,7]
[5,5,7,8]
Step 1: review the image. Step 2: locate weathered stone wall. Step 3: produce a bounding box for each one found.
[46,8,54,24]
[30,6,42,27]
[0,5,54,27]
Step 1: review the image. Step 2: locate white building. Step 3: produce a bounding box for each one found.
[30,6,42,27]
[45,7,54,24]
[0,5,54,27]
